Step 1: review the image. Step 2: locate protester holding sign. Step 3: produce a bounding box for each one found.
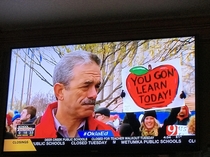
[140,110,160,136]
[176,105,191,125]
[122,107,182,137]
[120,89,186,137]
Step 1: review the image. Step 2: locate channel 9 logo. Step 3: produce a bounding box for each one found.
[166,125,188,136]
[166,125,178,136]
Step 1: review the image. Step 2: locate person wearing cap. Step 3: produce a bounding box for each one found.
[140,107,182,137]
[122,107,181,137]
[94,107,116,130]
[12,110,21,125]
[140,110,160,136]
[11,110,21,137]
[34,51,119,138]
[121,91,187,137]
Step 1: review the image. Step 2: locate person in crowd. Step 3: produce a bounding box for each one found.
[120,91,187,137]
[34,51,119,138]
[20,106,37,124]
[121,113,140,136]
[4,111,14,139]
[137,108,178,136]
[5,112,15,139]
[187,115,195,134]
[4,126,15,139]
[176,105,191,125]
[139,110,161,136]
[123,107,181,137]
[110,114,121,130]
[121,111,159,137]
[94,107,116,130]
[139,104,192,136]
[11,110,21,137]
[118,123,134,136]
[5,111,13,133]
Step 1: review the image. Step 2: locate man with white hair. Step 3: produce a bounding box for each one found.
[34,51,119,138]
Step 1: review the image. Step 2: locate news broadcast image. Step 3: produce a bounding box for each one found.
[4,36,196,152]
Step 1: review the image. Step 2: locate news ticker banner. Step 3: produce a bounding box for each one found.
[15,124,115,138]
[16,124,193,138]
[4,125,195,152]
[4,136,196,152]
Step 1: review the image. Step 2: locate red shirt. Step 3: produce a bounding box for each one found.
[34,102,119,138]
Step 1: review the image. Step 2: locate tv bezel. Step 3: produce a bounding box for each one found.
[0,18,201,156]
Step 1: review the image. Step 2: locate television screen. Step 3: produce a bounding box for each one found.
[3,36,197,155]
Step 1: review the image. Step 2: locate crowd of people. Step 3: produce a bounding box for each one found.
[5,106,38,139]
[4,50,195,139]
[120,105,195,137]
[94,104,195,137]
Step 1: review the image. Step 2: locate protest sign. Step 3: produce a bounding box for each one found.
[122,59,184,112]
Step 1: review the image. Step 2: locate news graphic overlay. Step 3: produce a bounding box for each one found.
[16,124,35,137]
[166,125,192,136]
[4,139,36,152]
[78,130,114,138]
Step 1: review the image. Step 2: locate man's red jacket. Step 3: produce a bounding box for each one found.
[34,102,119,138]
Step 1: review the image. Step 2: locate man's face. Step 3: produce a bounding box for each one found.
[20,109,30,121]
[178,106,187,117]
[58,62,101,118]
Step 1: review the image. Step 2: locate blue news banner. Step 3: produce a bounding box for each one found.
[31,130,196,147]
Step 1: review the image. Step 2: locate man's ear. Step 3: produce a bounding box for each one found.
[54,83,65,101]
[26,114,31,119]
